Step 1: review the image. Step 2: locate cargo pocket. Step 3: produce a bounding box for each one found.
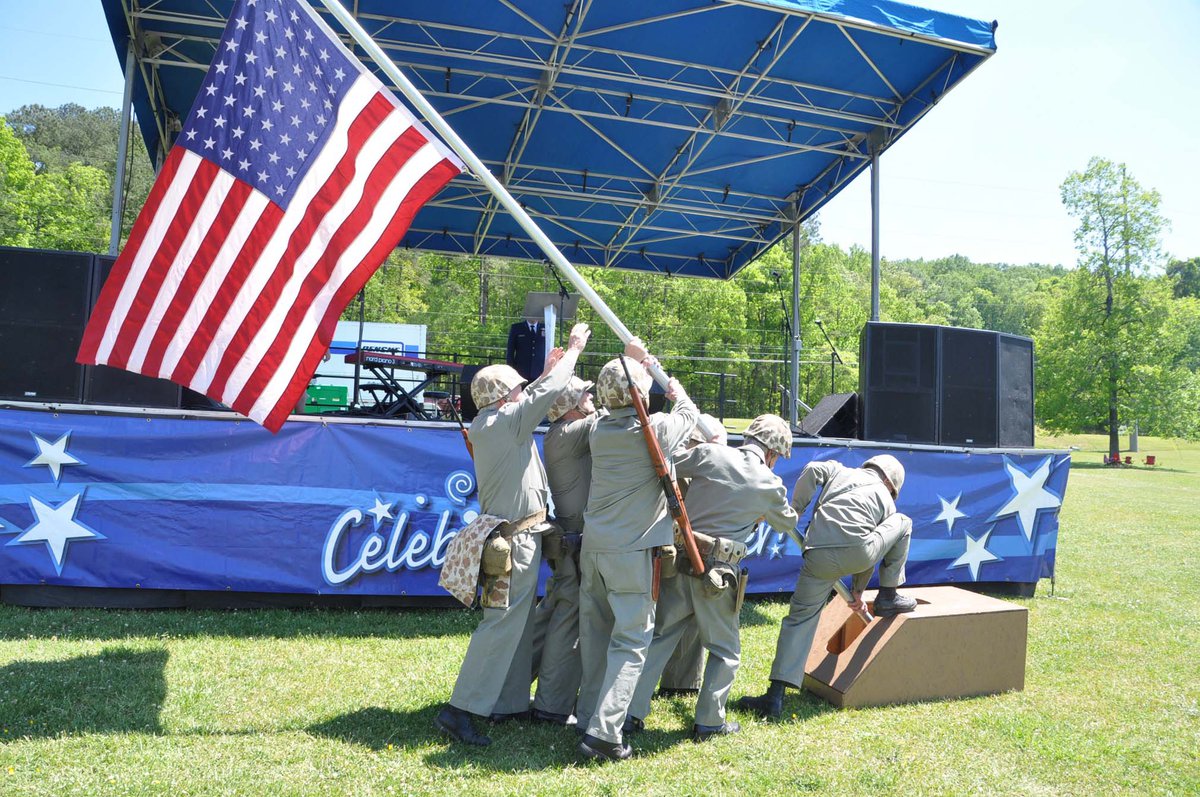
[601,549,653,594]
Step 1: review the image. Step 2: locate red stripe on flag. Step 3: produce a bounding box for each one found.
[139,179,256,377]
[228,125,430,415]
[259,157,462,431]
[77,148,188,365]
[202,92,399,401]
[105,159,222,371]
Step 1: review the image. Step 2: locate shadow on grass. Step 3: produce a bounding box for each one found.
[0,605,480,642]
[0,647,166,740]
[306,705,444,750]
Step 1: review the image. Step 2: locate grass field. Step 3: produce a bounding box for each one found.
[0,433,1197,796]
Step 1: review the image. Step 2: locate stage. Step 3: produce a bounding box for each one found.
[0,403,1068,608]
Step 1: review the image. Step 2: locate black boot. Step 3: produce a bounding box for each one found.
[579,733,633,762]
[874,587,918,617]
[734,680,786,719]
[622,715,644,736]
[691,720,741,742]
[487,710,530,724]
[434,705,492,746]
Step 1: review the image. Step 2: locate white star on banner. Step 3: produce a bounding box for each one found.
[25,432,84,484]
[768,542,783,560]
[7,493,106,576]
[950,527,1001,581]
[993,456,1062,541]
[367,497,393,528]
[934,493,968,535]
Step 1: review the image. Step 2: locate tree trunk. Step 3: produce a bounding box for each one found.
[478,258,489,326]
[1108,372,1120,458]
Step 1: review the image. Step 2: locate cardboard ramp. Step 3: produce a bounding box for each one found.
[803,586,1027,708]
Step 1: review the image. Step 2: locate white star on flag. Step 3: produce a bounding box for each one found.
[768,542,783,559]
[950,527,1001,581]
[934,493,967,535]
[24,432,84,484]
[367,497,393,527]
[993,456,1062,541]
[7,493,106,576]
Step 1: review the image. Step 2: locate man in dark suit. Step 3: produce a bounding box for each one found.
[507,318,546,382]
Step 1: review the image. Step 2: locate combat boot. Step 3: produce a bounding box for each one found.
[579,733,633,762]
[622,715,644,735]
[487,710,530,724]
[733,679,786,719]
[874,587,917,617]
[434,705,492,746]
[531,708,574,726]
[691,720,741,742]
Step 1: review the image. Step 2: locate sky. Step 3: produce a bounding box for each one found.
[1,0,1198,269]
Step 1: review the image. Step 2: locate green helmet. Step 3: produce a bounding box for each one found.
[863,454,905,497]
[470,364,525,409]
[595,356,650,409]
[743,414,792,458]
[548,377,594,422]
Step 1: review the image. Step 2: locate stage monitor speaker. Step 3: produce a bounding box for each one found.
[458,364,484,421]
[0,247,92,402]
[859,322,938,444]
[860,322,1035,448]
[83,256,181,409]
[798,392,858,438]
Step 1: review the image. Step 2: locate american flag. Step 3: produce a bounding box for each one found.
[78,0,462,432]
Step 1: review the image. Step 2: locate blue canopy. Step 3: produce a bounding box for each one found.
[100,0,995,278]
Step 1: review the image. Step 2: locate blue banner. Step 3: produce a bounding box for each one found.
[0,408,1068,595]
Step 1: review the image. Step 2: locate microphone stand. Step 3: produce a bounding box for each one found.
[547,262,573,348]
[773,271,793,417]
[814,319,842,395]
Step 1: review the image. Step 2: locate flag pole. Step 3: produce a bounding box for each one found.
[313,0,679,394]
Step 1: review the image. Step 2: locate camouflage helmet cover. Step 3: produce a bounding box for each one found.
[595,356,651,409]
[862,454,905,497]
[470,364,526,409]
[743,414,793,458]
[548,377,594,422]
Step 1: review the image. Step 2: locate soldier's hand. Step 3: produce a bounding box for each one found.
[624,336,649,363]
[542,346,565,376]
[846,591,867,614]
[666,377,686,402]
[568,322,591,352]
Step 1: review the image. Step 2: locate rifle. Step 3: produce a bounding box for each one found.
[445,394,474,459]
[617,355,705,579]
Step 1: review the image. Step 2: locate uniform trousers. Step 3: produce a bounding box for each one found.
[629,571,740,727]
[769,523,911,687]
[576,548,655,744]
[449,530,542,716]
[659,619,704,691]
[530,553,582,716]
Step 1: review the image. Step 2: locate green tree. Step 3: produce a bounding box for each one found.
[1050,157,1168,452]
[0,116,36,245]
[1166,256,1200,299]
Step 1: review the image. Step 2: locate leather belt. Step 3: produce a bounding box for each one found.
[496,508,548,538]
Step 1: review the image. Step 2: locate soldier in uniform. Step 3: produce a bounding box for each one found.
[737,453,916,719]
[434,322,591,747]
[576,352,698,762]
[627,414,798,741]
[529,376,596,725]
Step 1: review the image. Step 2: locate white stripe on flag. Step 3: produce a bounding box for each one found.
[93,152,204,364]
[220,106,415,403]
[155,190,272,379]
[188,75,378,392]
[248,142,446,423]
[125,170,236,373]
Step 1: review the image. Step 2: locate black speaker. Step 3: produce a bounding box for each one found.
[82,256,181,408]
[459,364,484,421]
[859,323,938,444]
[998,335,1035,447]
[939,327,998,447]
[860,322,1034,448]
[0,247,92,402]
[798,392,858,438]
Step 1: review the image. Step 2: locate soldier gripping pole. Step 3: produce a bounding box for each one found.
[314,0,709,424]
[617,355,705,577]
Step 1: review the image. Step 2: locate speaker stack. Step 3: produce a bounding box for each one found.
[859,322,1034,447]
[0,247,180,409]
